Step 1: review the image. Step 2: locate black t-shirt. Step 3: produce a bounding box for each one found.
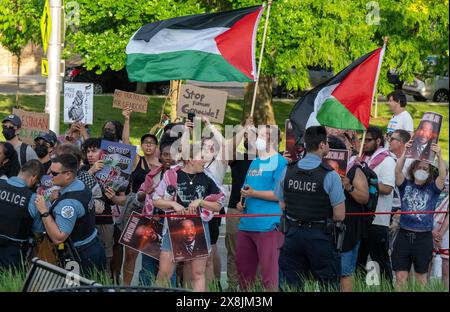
[42,160,52,174]
[342,165,364,252]
[228,153,253,209]
[176,170,221,207]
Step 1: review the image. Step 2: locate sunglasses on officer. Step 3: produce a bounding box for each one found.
[50,170,71,177]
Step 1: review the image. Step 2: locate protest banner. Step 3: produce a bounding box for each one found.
[167,214,209,262]
[119,212,163,260]
[12,108,49,145]
[405,112,443,163]
[64,82,94,125]
[112,89,149,113]
[285,119,304,162]
[95,140,136,192]
[177,84,227,123]
[323,148,349,178]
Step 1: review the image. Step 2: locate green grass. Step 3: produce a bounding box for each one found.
[1,265,447,292]
[0,95,448,161]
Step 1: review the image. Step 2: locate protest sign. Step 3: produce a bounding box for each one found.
[112,89,149,113]
[64,82,93,125]
[167,214,209,262]
[285,119,304,162]
[323,148,349,178]
[405,112,443,163]
[12,109,49,145]
[119,212,163,260]
[95,140,136,192]
[177,84,227,123]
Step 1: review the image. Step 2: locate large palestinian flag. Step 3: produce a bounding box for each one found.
[290,45,385,141]
[126,6,264,82]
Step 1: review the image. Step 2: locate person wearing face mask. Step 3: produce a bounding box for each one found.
[275,126,345,292]
[0,160,44,271]
[0,142,20,179]
[101,120,124,143]
[34,133,57,174]
[234,125,287,291]
[392,141,446,289]
[2,114,38,167]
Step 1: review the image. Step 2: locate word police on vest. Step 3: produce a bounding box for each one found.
[0,190,28,207]
[288,179,317,192]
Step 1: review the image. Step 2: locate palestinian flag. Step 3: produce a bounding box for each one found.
[290,45,386,140]
[126,6,264,83]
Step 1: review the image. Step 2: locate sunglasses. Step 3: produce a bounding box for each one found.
[389,137,401,143]
[50,170,71,176]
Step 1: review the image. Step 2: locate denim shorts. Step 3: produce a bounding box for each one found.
[161,220,211,252]
[340,240,361,277]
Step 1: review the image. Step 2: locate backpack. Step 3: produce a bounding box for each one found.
[357,161,379,225]
[20,143,28,166]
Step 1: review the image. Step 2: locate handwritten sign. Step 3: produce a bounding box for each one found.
[64,82,93,125]
[112,90,149,113]
[177,85,227,123]
[12,109,49,145]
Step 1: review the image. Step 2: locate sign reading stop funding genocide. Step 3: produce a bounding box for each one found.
[112,89,149,113]
[12,109,49,145]
[177,84,228,123]
[64,82,94,125]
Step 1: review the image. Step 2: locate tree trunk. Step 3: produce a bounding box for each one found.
[16,54,20,108]
[169,80,181,121]
[135,82,147,94]
[243,76,276,125]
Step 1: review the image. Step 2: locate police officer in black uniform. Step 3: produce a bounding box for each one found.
[34,154,106,275]
[275,126,346,291]
[0,160,43,270]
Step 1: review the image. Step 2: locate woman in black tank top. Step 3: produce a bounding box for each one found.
[130,134,161,193]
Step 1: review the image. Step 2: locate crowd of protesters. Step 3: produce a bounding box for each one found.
[0,90,448,292]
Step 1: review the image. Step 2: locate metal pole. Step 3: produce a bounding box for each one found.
[249,1,272,117]
[46,0,62,134]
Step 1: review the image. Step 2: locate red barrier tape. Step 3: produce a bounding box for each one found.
[98,211,448,218]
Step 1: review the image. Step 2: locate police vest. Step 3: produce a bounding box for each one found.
[0,179,33,240]
[50,184,95,243]
[283,161,333,221]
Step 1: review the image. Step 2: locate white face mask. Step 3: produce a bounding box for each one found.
[414,169,429,181]
[255,138,267,151]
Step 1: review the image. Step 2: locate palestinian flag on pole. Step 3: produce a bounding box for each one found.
[126,6,264,82]
[290,44,386,140]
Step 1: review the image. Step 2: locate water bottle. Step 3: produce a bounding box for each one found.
[431,253,443,279]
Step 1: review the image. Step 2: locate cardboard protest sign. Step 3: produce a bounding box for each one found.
[177,84,227,123]
[64,82,93,125]
[95,140,136,192]
[323,148,349,178]
[167,214,209,262]
[12,109,49,145]
[119,212,163,260]
[405,112,443,163]
[285,119,304,162]
[112,89,149,113]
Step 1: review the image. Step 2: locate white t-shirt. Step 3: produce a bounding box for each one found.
[387,110,414,133]
[370,156,397,227]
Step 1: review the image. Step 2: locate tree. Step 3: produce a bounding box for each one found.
[0,0,42,107]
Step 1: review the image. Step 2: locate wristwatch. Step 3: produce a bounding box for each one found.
[348,185,355,193]
[40,211,50,218]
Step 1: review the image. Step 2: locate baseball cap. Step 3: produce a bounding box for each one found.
[2,114,22,128]
[34,132,57,146]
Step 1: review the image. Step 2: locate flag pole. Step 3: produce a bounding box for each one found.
[359,36,388,158]
[250,1,272,117]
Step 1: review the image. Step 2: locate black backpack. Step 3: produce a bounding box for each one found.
[357,161,379,225]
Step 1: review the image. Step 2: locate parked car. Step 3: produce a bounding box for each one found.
[273,66,334,98]
[402,75,449,102]
[64,66,170,95]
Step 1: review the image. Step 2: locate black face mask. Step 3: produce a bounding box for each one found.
[2,128,16,140]
[35,144,49,158]
[103,130,116,141]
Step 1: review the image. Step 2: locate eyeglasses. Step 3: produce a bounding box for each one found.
[50,170,71,176]
[389,137,401,143]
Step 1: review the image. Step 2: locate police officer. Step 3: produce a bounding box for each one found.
[34,154,106,275]
[0,160,44,270]
[275,126,346,291]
